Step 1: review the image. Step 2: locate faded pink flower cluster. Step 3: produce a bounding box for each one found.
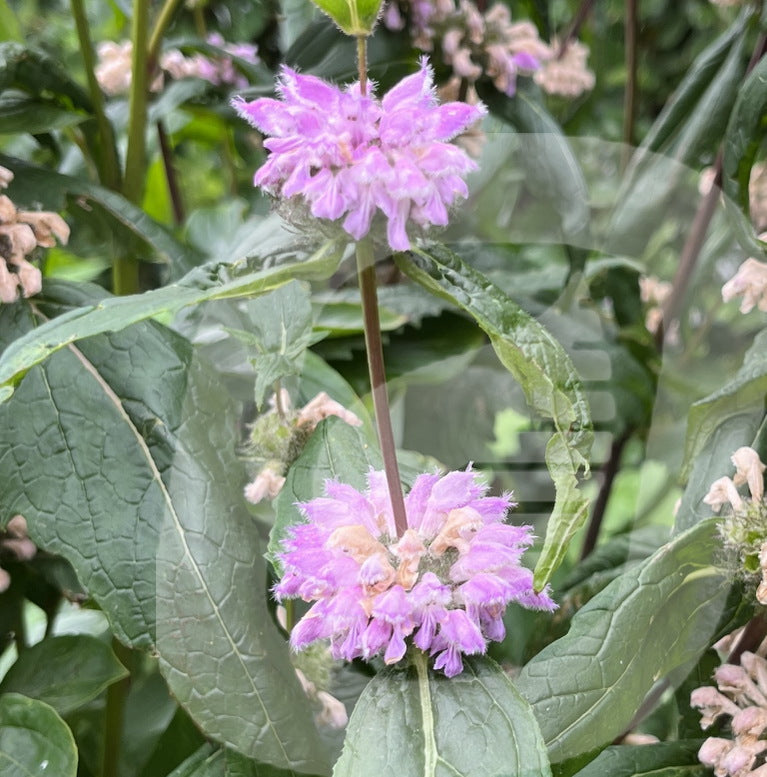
[95,35,258,96]
[232,58,485,251]
[0,166,69,303]
[0,516,36,593]
[274,467,556,677]
[383,0,594,98]
[692,646,767,777]
[722,247,767,315]
[244,390,362,505]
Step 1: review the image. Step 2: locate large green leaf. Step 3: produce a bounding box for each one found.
[683,328,767,478]
[516,520,734,765]
[333,653,551,777]
[269,416,382,567]
[722,50,767,259]
[0,693,77,777]
[0,154,197,278]
[572,741,708,777]
[396,244,593,589]
[168,746,314,777]
[0,635,128,715]
[0,240,342,402]
[0,285,329,774]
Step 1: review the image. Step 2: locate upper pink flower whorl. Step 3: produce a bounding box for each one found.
[232,57,485,251]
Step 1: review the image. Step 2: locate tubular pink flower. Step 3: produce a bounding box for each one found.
[274,467,556,676]
[233,57,485,250]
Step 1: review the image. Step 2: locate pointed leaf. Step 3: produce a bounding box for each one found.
[0,240,342,402]
[0,284,329,774]
[333,653,551,777]
[516,520,735,765]
[683,328,767,478]
[0,693,77,777]
[396,244,593,589]
[0,635,128,715]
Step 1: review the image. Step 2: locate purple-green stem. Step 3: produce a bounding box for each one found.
[356,240,409,538]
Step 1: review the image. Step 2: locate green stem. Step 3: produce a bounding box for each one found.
[123,0,150,206]
[147,0,185,66]
[70,0,122,190]
[102,640,131,777]
[356,240,408,537]
[116,0,150,295]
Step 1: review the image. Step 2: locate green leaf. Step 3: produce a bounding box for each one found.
[722,48,767,259]
[396,244,593,589]
[226,281,314,407]
[0,240,342,400]
[571,741,708,777]
[675,412,762,533]
[168,746,224,777]
[0,635,128,715]
[0,93,88,134]
[477,82,590,247]
[516,520,734,765]
[269,416,382,567]
[308,0,383,36]
[683,328,767,478]
[0,693,77,777]
[0,285,330,774]
[0,42,92,111]
[0,154,197,278]
[638,16,748,155]
[333,653,552,777]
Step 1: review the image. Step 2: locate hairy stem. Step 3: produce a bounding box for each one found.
[116,0,150,295]
[147,0,184,66]
[70,0,122,190]
[156,121,185,225]
[357,36,368,95]
[356,240,408,537]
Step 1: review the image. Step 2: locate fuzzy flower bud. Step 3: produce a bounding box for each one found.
[233,57,485,251]
[274,467,555,677]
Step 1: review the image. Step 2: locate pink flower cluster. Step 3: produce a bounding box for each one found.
[274,468,555,677]
[232,58,485,251]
